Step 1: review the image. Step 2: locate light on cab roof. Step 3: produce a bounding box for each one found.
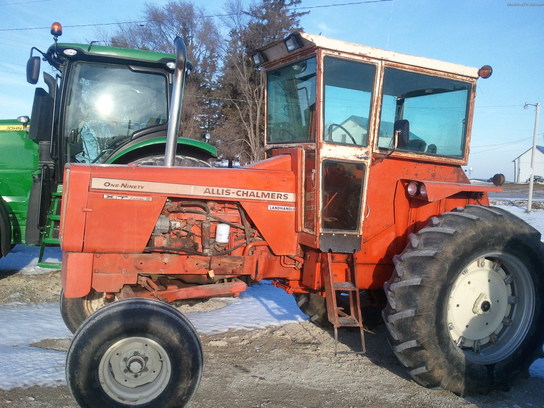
[50,22,62,38]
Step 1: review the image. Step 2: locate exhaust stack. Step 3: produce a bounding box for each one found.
[165,36,188,167]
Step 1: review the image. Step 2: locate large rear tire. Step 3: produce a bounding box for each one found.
[66,298,203,408]
[383,205,544,395]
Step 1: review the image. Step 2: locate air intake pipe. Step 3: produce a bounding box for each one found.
[164,36,188,167]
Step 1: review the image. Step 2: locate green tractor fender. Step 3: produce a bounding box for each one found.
[106,136,217,165]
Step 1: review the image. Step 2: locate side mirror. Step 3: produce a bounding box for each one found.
[26,56,41,85]
[28,88,53,142]
[394,119,410,148]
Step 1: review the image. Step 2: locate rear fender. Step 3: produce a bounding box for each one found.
[106,137,217,164]
[401,179,502,203]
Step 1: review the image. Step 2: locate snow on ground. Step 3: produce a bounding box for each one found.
[0,203,543,389]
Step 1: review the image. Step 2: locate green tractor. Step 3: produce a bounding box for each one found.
[0,22,216,263]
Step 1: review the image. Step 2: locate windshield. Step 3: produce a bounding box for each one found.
[378,67,472,157]
[64,62,168,163]
[267,58,316,143]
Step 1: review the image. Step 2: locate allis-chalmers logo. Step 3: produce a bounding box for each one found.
[91,178,295,203]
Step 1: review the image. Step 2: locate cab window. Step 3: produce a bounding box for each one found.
[323,57,375,147]
[378,67,471,157]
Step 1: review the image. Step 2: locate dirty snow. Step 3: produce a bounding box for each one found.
[0,204,543,390]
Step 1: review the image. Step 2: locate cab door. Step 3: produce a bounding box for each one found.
[315,55,377,253]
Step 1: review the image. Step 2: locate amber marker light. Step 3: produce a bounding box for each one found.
[50,22,63,38]
[478,65,493,79]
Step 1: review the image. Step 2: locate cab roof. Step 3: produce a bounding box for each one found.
[45,43,176,70]
[258,31,480,79]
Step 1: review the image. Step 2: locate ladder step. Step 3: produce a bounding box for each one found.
[333,281,356,291]
[337,316,361,327]
[41,238,60,245]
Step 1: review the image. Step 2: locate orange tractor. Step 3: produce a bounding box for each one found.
[60,33,544,407]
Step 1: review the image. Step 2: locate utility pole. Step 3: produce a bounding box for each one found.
[525,102,540,212]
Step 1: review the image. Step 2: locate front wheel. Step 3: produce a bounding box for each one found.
[66,298,203,408]
[383,205,544,395]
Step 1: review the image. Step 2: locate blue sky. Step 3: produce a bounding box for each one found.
[1,0,542,180]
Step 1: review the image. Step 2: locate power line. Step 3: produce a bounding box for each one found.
[297,0,392,9]
[0,0,393,32]
[471,136,532,149]
[0,0,52,5]
[0,20,149,32]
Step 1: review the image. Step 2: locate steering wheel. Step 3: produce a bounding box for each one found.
[327,123,357,144]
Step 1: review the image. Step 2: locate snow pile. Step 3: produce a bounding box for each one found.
[189,281,307,334]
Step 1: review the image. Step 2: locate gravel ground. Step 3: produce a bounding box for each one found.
[1,270,544,408]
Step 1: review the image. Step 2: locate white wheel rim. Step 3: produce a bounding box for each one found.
[447,253,535,364]
[83,292,107,316]
[99,337,172,405]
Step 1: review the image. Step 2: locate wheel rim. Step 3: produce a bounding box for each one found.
[83,291,107,317]
[98,337,172,405]
[446,253,535,364]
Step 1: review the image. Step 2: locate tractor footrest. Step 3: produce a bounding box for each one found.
[337,316,361,326]
[37,261,62,269]
[333,282,356,291]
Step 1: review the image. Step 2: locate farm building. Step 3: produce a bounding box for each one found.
[512,145,544,183]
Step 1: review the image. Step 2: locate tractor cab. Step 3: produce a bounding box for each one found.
[26,22,182,174]
[254,32,491,253]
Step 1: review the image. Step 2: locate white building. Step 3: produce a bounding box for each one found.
[512,146,544,183]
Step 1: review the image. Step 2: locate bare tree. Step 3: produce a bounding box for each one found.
[110,1,221,140]
[216,0,307,163]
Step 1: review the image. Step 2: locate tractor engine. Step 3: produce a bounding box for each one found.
[148,200,252,257]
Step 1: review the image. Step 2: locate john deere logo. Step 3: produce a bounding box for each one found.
[0,124,25,131]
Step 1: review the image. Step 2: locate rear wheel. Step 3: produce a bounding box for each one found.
[60,289,110,333]
[383,206,544,395]
[66,298,202,408]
